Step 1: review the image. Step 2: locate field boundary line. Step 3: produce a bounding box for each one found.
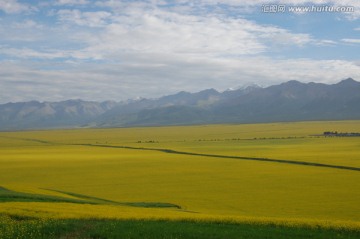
[74,143,360,172]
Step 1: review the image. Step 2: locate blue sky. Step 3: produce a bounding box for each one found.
[0,0,359,103]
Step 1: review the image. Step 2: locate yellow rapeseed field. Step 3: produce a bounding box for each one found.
[0,120,359,229]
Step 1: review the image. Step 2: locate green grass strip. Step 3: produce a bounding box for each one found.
[1,216,359,239]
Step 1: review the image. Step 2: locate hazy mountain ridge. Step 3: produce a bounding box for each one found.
[0,78,359,130]
[0,100,116,130]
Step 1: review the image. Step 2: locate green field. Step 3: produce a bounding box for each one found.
[1,121,360,238]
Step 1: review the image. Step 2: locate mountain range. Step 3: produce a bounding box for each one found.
[1,78,360,130]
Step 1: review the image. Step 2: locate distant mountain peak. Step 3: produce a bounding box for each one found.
[199,88,218,93]
[196,88,219,96]
[337,78,358,86]
[282,80,303,85]
[225,83,262,94]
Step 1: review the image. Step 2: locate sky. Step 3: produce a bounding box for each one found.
[0,0,359,103]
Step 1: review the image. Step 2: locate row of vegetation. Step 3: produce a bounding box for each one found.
[135,134,350,143]
[135,137,309,143]
[323,131,360,137]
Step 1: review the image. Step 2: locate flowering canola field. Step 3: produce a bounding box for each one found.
[0,121,360,229]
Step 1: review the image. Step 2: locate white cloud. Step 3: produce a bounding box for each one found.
[241,21,313,47]
[316,39,337,46]
[52,8,315,62]
[342,38,360,44]
[0,0,33,13]
[103,12,266,55]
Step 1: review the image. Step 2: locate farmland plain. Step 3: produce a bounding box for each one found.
[0,120,360,238]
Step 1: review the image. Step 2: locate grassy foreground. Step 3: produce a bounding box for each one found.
[1,215,359,239]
